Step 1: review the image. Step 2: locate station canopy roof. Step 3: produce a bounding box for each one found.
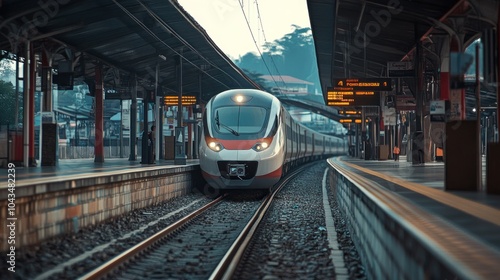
[306,0,499,118]
[0,0,260,103]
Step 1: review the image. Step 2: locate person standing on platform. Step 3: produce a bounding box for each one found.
[393,145,400,161]
[148,125,156,164]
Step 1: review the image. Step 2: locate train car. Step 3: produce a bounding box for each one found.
[199,89,346,190]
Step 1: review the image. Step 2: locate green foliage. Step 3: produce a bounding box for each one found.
[0,56,16,82]
[0,57,23,125]
[235,25,320,93]
[0,80,20,125]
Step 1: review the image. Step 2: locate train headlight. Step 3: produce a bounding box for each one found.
[208,141,224,152]
[252,142,269,152]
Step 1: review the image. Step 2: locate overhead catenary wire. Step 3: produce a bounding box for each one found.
[238,0,288,93]
[254,0,288,90]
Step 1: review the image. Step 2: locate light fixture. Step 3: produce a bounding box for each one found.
[208,141,224,152]
[252,141,270,152]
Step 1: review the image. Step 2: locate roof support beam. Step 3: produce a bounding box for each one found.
[355,0,366,32]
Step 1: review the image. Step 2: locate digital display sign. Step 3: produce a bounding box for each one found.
[333,78,392,91]
[164,95,197,106]
[325,88,380,107]
[338,110,362,115]
[339,119,363,124]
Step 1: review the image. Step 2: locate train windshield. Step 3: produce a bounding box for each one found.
[213,106,268,139]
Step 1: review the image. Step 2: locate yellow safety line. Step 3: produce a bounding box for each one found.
[338,159,500,227]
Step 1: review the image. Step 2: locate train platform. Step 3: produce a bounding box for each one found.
[0,157,203,252]
[2,158,200,187]
[338,155,500,240]
[342,155,498,205]
[329,156,500,279]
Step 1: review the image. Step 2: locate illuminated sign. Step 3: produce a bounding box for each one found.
[326,88,380,107]
[105,88,131,100]
[338,110,362,115]
[164,95,197,106]
[333,78,392,91]
[339,118,365,124]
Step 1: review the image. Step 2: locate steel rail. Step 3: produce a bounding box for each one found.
[209,165,311,280]
[78,195,226,280]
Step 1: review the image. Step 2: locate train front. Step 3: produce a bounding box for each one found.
[199,89,284,190]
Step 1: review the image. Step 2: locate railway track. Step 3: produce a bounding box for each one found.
[78,166,306,280]
[79,195,227,279]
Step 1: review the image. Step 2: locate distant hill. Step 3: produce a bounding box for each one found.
[234,25,322,103]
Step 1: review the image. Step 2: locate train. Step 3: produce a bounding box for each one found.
[199,89,347,190]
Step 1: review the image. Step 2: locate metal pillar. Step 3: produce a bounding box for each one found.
[155,62,160,162]
[415,24,423,132]
[119,100,124,158]
[187,106,192,159]
[28,42,36,166]
[412,23,425,164]
[476,44,482,190]
[193,119,199,159]
[156,96,163,160]
[129,76,138,161]
[361,107,366,159]
[355,124,359,158]
[141,89,150,164]
[438,36,451,101]
[41,50,52,112]
[94,65,104,163]
[175,53,186,165]
[23,42,30,167]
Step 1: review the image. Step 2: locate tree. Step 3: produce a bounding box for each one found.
[235,25,321,94]
[0,80,20,125]
[0,54,17,83]
[0,56,22,125]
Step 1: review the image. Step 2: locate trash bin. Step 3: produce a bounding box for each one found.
[164,136,175,160]
[378,145,389,160]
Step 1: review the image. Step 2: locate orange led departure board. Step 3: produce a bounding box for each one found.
[338,110,362,115]
[325,88,380,107]
[164,95,197,106]
[339,119,364,124]
[333,78,392,91]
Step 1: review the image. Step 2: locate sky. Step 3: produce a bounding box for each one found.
[177,0,311,59]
